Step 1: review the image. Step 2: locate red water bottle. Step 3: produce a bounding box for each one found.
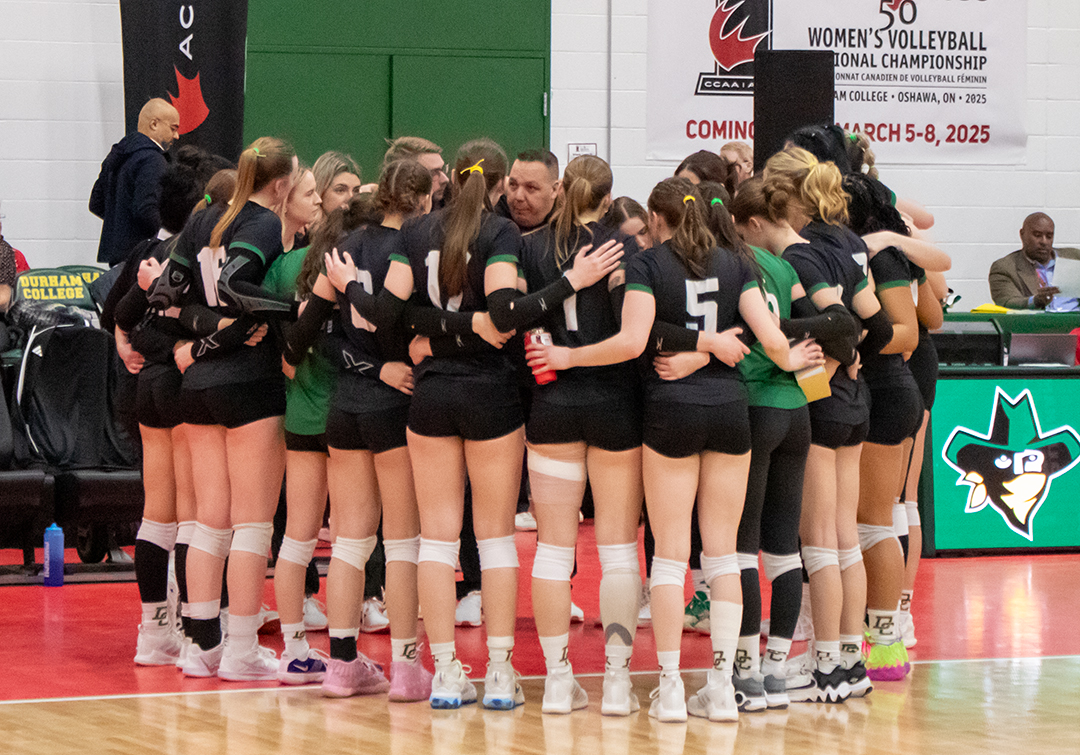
[526,327,557,385]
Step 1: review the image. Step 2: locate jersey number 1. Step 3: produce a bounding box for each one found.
[197,246,226,307]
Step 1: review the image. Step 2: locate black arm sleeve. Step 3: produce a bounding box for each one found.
[343,280,407,331]
[486,277,577,333]
[190,316,264,362]
[649,320,700,353]
[217,252,298,321]
[177,303,226,337]
[280,295,335,366]
[858,308,894,361]
[403,299,476,337]
[429,333,491,358]
[783,300,860,366]
[114,284,151,332]
[128,322,179,364]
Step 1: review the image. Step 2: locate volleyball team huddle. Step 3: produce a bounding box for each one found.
[119,126,946,724]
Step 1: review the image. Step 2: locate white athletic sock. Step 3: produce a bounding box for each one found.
[605,643,633,672]
[539,633,571,674]
[657,650,681,676]
[867,608,900,645]
[899,588,914,615]
[391,637,419,664]
[430,641,457,672]
[815,640,841,674]
[141,601,171,634]
[709,601,742,676]
[282,622,308,658]
[487,635,514,667]
[226,613,260,655]
[735,634,760,679]
[761,636,793,678]
[840,634,863,670]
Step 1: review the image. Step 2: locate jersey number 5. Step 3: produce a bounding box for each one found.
[685,278,719,333]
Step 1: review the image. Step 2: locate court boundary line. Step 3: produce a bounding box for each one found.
[3,654,1078,707]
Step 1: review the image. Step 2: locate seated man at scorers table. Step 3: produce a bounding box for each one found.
[989,212,1080,311]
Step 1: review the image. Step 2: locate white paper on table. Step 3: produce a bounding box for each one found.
[1051,256,1080,298]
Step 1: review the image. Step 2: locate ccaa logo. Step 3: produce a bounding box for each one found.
[696,0,772,96]
[942,388,1080,540]
[169,67,209,135]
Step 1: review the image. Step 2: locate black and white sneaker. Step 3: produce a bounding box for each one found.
[762,673,790,709]
[788,666,851,704]
[732,674,767,712]
[845,661,874,698]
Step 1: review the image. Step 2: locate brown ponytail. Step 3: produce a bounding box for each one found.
[210,136,295,248]
[441,138,508,299]
[297,194,374,299]
[191,168,237,216]
[762,147,849,226]
[730,175,787,226]
[648,177,715,278]
[696,181,754,264]
[377,159,434,217]
[551,155,612,267]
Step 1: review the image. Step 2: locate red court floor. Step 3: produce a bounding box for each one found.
[2,524,1078,702]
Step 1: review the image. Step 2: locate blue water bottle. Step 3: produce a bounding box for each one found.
[44,523,64,586]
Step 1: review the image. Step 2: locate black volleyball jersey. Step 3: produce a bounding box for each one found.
[783,223,872,426]
[395,209,522,382]
[168,201,286,389]
[332,224,411,413]
[625,241,756,405]
[860,246,919,388]
[520,221,640,404]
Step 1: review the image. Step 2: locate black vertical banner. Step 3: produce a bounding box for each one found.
[119,1,248,161]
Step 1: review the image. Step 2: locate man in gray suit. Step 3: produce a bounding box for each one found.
[989,213,1080,310]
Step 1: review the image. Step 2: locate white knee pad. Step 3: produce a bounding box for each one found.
[858,524,899,553]
[597,543,639,575]
[701,553,741,583]
[892,501,909,538]
[528,447,587,507]
[137,519,178,551]
[801,545,840,576]
[190,523,232,559]
[761,551,802,582]
[650,557,687,588]
[477,535,519,571]
[231,522,273,557]
[384,535,421,564]
[176,520,196,546]
[838,545,863,571]
[532,542,575,581]
[737,552,759,572]
[333,536,378,571]
[906,500,921,526]
[278,536,317,567]
[418,538,460,568]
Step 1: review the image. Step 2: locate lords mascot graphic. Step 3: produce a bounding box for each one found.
[943,388,1080,540]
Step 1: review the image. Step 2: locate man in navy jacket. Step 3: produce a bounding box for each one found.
[89,99,179,266]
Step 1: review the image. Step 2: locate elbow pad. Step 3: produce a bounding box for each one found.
[217,255,298,320]
[344,281,407,330]
[487,277,575,333]
[859,308,894,360]
[146,260,189,310]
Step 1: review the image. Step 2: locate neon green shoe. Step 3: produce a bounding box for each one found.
[862,637,910,682]
[683,590,711,634]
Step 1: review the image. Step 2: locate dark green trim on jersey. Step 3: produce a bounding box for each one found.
[626,282,653,295]
[808,281,831,295]
[229,240,266,264]
[169,250,191,268]
[389,253,409,265]
[487,254,518,267]
[876,279,910,291]
[856,277,869,293]
[741,280,759,293]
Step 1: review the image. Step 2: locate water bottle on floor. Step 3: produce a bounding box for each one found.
[44,523,64,586]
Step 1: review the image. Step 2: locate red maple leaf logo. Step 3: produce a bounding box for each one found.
[169,67,209,135]
[709,0,770,72]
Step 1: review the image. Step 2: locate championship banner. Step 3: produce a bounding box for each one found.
[119,1,248,161]
[647,0,1028,165]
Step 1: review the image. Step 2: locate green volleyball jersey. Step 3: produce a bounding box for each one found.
[738,247,807,409]
[263,245,336,436]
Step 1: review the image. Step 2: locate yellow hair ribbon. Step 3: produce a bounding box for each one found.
[461,159,485,176]
[682,194,696,204]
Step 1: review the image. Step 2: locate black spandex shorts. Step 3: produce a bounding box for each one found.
[325,404,409,454]
[907,334,938,411]
[810,417,870,449]
[285,431,328,454]
[181,376,286,429]
[526,392,642,452]
[137,368,185,429]
[866,381,924,446]
[643,397,751,458]
[408,374,523,442]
